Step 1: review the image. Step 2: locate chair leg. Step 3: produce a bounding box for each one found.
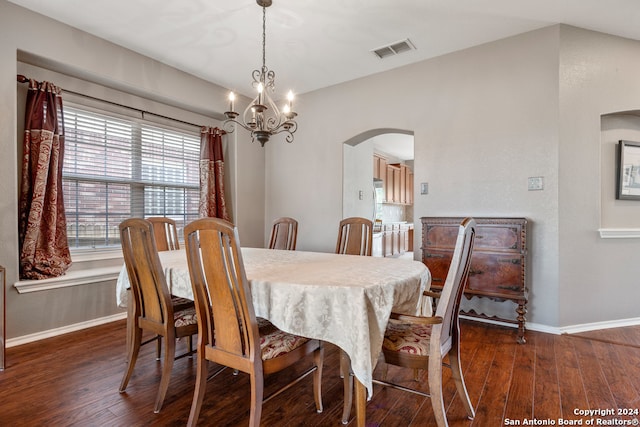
[248,372,264,427]
[187,351,208,427]
[120,327,142,392]
[153,334,175,413]
[382,362,389,381]
[450,343,475,419]
[313,344,324,413]
[340,350,353,424]
[428,355,448,427]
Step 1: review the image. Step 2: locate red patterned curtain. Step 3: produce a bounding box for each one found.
[199,127,229,220]
[18,79,72,279]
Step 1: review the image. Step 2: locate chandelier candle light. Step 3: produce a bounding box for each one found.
[223,0,298,146]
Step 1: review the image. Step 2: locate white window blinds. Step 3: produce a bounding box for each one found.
[62,106,200,250]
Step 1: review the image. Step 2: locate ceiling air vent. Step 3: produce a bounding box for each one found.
[371,38,416,59]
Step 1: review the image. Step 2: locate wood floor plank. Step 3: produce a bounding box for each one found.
[2,319,640,426]
[502,330,535,422]
[532,331,562,421]
[590,340,640,411]
[571,337,618,423]
[468,327,517,426]
[554,333,589,419]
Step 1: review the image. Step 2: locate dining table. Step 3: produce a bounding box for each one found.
[116,247,431,426]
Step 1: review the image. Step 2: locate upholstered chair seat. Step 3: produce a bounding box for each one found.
[383,320,433,356]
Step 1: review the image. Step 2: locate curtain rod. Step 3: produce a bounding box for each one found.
[16,74,203,129]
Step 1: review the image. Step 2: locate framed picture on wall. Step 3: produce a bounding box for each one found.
[617,140,640,200]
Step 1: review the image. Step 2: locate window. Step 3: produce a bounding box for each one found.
[62,105,200,250]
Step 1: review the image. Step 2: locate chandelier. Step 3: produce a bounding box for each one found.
[223,0,297,147]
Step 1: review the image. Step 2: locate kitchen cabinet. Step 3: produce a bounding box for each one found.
[385,164,398,203]
[380,223,413,257]
[392,224,401,255]
[374,154,413,205]
[382,226,394,257]
[373,154,387,184]
[406,170,414,205]
[382,163,413,205]
[421,217,528,343]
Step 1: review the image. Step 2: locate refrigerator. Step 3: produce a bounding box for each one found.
[373,178,385,223]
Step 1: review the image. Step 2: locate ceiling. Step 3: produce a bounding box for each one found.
[371,134,414,161]
[9,0,640,99]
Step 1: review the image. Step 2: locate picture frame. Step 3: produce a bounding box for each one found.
[616,140,640,200]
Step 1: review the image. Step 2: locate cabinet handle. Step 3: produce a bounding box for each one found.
[425,253,445,259]
[432,278,443,282]
[469,268,483,276]
[497,258,521,265]
[497,285,522,292]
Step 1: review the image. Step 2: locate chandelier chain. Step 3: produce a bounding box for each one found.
[262,5,267,71]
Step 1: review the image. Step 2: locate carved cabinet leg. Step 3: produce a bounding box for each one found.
[516,301,527,344]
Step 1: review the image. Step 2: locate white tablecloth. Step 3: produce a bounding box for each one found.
[116,247,431,397]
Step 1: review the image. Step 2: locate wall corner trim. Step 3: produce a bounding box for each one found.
[598,228,640,239]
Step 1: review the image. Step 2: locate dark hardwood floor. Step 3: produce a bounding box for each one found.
[1,319,640,426]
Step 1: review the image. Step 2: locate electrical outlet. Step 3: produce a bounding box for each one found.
[528,177,544,191]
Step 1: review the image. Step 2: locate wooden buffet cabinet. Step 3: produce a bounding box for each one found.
[421,217,528,343]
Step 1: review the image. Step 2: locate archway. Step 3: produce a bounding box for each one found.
[342,128,415,257]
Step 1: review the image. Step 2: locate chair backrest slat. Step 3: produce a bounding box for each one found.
[185,218,259,361]
[120,218,173,326]
[336,217,373,256]
[148,217,180,251]
[268,217,298,250]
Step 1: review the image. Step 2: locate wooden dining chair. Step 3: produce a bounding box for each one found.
[147,217,180,251]
[336,216,373,422]
[119,218,197,414]
[335,217,373,256]
[374,217,476,427]
[184,217,324,427]
[268,216,298,250]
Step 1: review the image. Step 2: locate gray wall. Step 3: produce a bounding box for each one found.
[0,1,265,339]
[558,26,640,326]
[267,25,640,328]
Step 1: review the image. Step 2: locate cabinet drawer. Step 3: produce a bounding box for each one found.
[422,250,451,287]
[466,252,524,296]
[473,224,523,252]
[423,250,525,297]
[423,224,459,249]
[423,218,524,252]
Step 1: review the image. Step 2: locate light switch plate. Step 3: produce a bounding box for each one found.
[528,176,544,191]
[420,182,429,195]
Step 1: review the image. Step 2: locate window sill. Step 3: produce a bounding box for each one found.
[598,228,640,239]
[69,248,123,263]
[14,265,122,294]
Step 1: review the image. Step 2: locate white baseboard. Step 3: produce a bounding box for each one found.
[460,315,640,336]
[6,312,127,348]
[559,317,640,334]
